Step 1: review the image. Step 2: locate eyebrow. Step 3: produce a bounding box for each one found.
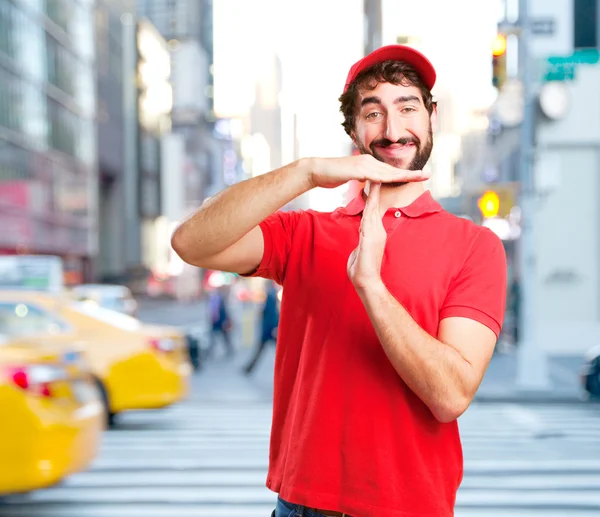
[360,95,422,108]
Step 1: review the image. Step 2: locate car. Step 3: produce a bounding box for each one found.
[582,345,600,398]
[0,335,104,494]
[70,284,139,318]
[0,291,192,427]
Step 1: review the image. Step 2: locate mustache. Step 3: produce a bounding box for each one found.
[371,136,420,148]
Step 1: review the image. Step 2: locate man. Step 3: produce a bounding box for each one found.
[172,45,507,517]
[244,280,280,375]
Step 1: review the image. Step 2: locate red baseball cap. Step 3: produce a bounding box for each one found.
[343,45,436,93]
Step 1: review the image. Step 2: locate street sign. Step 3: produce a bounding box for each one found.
[531,18,555,36]
[542,48,600,81]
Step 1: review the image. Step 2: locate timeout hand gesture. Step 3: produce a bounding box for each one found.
[309,154,430,189]
[347,182,387,290]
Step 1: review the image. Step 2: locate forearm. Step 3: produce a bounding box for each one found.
[172,159,314,261]
[358,281,477,423]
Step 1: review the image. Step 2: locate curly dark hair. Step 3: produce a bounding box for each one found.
[339,60,436,137]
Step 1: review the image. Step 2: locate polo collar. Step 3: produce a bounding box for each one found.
[339,189,442,218]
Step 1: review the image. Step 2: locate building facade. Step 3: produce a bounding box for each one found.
[0,0,97,283]
[137,0,222,298]
[95,0,129,283]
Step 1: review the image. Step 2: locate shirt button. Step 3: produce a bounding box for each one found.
[394,211,402,218]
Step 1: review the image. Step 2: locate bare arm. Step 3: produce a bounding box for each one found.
[171,159,313,274]
[358,283,497,423]
[172,156,429,274]
[348,183,503,423]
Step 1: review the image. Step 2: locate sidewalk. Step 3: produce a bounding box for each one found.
[475,348,590,403]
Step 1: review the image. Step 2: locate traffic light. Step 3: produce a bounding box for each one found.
[492,34,507,90]
[478,190,500,219]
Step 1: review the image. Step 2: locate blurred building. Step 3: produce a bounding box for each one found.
[245,53,283,177]
[364,0,383,55]
[95,0,131,283]
[134,17,173,293]
[138,0,218,204]
[93,3,173,294]
[0,0,98,283]
[137,0,223,298]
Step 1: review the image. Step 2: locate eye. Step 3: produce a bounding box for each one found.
[401,107,417,113]
[365,112,381,120]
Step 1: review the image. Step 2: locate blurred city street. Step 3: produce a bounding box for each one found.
[2,0,600,515]
[0,299,599,517]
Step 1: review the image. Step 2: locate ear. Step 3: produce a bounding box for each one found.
[430,103,439,133]
[350,131,357,146]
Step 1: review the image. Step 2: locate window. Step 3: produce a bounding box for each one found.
[71,1,94,61]
[45,0,70,34]
[574,0,598,49]
[0,68,23,134]
[75,65,95,119]
[22,82,48,148]
[0,66,47,148]
[48,99,78,157]
[0,141,31,182]
[46,35,76,97]
[77,118,95,165]
[0,302,69,338]
[0,0,15,59]
[15,11,46,83]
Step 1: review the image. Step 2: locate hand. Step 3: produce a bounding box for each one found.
[308,155,430,189]
[347,182,387,290]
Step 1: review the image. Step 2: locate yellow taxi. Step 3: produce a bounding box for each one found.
[0,291,192,427]
[0,336,104,494]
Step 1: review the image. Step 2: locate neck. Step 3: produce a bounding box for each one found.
[364,181,426,213]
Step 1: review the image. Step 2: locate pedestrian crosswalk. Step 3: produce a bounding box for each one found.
[455,403,600,516]
[2,368,600,517]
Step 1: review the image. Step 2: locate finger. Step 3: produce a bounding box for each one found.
[364,182,381,216]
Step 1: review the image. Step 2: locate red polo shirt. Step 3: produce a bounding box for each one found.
[246,189,507,517]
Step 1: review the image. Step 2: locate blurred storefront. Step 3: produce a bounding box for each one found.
[0,0,98,283]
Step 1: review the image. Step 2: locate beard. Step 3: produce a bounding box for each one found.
[355,124,433,188]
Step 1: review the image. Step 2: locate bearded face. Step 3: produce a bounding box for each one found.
[352,81,436,187]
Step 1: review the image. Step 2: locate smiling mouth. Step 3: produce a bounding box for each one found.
[376,143,416,153]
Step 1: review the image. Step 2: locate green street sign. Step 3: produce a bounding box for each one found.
[543,49,600,81]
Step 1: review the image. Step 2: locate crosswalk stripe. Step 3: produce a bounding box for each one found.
[80,456,600,471]
[54,470,600,490]
[13,486,600,508]
[0,504,277,517]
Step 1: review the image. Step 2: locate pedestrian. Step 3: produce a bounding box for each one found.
[207,285,234,358]
[172,44,507,517]
[244,280,280,375]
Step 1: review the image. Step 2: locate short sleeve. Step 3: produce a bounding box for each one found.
[240,210,302,285]
[439,228,508,337]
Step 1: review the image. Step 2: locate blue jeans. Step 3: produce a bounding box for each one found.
[274,496,348,517]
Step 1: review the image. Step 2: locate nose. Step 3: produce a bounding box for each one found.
[384,114,403,142]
